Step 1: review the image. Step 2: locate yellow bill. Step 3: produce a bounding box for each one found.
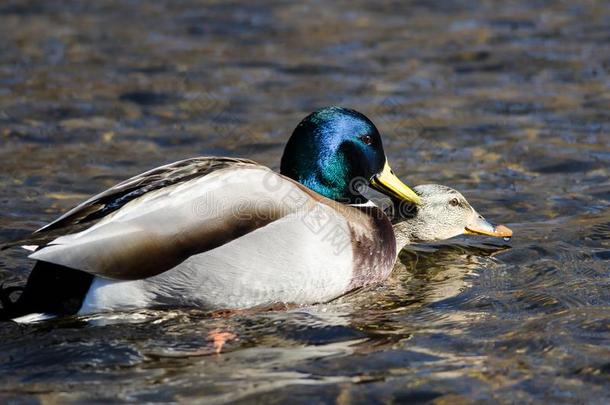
[370,160,422,205]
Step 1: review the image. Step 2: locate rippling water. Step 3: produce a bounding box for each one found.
[0,0,609,403]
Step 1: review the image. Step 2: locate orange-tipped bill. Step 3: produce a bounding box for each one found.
[464,214,513,239]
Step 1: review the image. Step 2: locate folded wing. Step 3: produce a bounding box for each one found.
[22,158,321,280]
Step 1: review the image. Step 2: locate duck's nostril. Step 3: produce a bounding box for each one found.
[478,215,483,219]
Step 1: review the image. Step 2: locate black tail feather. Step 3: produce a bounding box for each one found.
[0,261,93,321]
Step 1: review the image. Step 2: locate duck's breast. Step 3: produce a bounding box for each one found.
[344,205,397,291]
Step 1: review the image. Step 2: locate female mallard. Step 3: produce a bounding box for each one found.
[0,107,421,320]
[386,184,513,251]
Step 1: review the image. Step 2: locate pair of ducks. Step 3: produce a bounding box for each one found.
[0,107,511,322]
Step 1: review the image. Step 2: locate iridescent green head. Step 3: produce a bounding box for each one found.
[280,106,421,205]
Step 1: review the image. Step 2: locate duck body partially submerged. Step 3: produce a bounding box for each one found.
[52,159,396,313]
[1,107,421,320]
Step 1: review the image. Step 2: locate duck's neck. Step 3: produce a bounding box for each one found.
[386,203,421,251]
[392,220,415,251]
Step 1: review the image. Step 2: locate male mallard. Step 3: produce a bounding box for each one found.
[0,107,421,320]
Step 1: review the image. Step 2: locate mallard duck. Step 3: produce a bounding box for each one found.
[386,184,512,250]
[0,107,422,321]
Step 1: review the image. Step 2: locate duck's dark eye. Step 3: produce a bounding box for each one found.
[360,135,372,145]
[449,198,460,207]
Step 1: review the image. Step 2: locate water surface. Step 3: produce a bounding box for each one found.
[0,0,609,403]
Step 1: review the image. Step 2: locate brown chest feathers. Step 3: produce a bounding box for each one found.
[346,205,396,291]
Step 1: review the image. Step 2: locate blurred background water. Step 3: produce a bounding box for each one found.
[0,0,609,403]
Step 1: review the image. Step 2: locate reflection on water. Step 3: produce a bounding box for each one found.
[1,0,609,403]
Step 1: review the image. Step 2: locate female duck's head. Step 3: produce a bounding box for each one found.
[388,184,513,247]
[280,107,420,205]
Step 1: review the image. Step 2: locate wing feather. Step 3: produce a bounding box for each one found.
[1,157,257,250]
[28,164,326,280]
[38,157,258,232]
